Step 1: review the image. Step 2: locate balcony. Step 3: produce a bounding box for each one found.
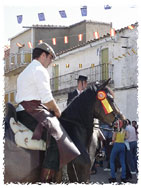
[51,63,114,96]
[4,51,32,76]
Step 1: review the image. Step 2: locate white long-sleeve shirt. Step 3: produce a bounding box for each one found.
[16,59,53,104]
[126,124,137,142]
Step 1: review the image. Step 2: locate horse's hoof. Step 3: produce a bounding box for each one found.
[90,170,97,175]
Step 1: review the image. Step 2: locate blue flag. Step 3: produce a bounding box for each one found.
[59,10,67,18]
[104,5,112,10]
[81,6,87,16]
[38,13,45,21]
[17,15,23,24]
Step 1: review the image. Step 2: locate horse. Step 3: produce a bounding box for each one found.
[4,78,125,183]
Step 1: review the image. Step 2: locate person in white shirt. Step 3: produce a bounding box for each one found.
[15,43,80,182]
[125,119,137,174]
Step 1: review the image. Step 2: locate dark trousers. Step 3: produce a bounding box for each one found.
[103,138,113,168]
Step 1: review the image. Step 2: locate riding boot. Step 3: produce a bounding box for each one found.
[40,168,55,183]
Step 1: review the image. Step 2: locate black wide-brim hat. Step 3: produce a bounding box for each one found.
[76,75,88,81]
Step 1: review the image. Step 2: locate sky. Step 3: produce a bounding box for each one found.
[2,0,140,46]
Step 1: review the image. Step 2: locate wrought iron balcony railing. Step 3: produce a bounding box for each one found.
[50,63,114,92]
[4,51,32,74]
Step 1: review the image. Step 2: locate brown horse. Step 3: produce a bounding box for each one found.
[4,78,125,183]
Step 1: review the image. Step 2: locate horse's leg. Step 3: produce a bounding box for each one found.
[67,162,78,183]
[67,154,91,183]
[53,169,62,183]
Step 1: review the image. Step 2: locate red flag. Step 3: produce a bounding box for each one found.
[93,32,100,39]
[28,42,33,48]
[16,42,23,47]
[78,34,83,41]
[110,28,115,37]
[52,38,56,45]
[64,36,68,44]
[128,25,134,30]
[39,40,43,44]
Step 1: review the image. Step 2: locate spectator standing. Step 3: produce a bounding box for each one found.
[132,120,138,138]
[109,120,128,183]
[67,75,88,105]
[126,119,138,174]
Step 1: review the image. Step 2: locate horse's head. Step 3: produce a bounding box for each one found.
[93,78,126,127]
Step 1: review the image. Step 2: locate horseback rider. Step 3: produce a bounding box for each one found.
[67,75,88,105]
[15,42,80,182]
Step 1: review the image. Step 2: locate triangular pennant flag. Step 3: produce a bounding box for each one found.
[81,6,87,16]
[104,5,112,10]
[131,48,137,54]
[118,56,122,58]
[28,42,33,48]
[64,36,68,44]
[16,42,23,48]
[114,57,119,60]
[93,32,100,39]
[52,38,56,45]
[4,45,10,51]
[78,34,83,41]
[17,15,23,24]
[110,28,116,37]
[59,10,67,18]
[122,54,126,57]
[38,13,45,21]
[128,25,134,30]
[127,52,130,55]
[39,40,43,44]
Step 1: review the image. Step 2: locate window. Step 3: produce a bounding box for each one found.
[5,94,9,104]
[10,92,15,103]
[101,48,109,80]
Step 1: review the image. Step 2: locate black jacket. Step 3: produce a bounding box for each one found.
[67,89,79,105]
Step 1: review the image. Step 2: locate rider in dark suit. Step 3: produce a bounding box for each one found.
[67,75,88,105]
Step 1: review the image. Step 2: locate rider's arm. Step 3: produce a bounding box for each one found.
[44,100,61,118]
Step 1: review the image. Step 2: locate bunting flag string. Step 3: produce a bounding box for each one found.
[14,24,135,47]
[113,48,137,61]
[16,5,114,23]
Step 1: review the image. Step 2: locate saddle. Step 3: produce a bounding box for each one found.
[5,103,46,151]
